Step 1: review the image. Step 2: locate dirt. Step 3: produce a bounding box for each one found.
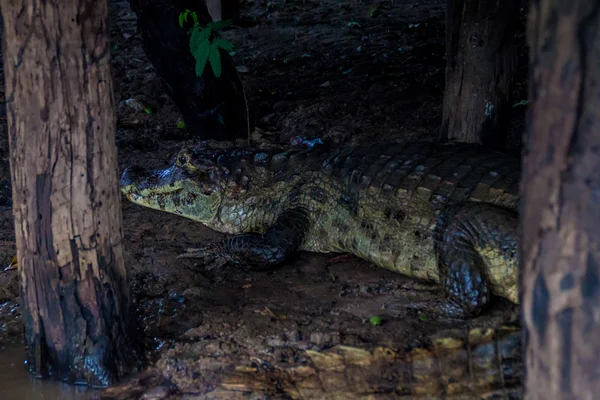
[0,0,528,398]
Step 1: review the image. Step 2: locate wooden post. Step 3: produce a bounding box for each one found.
[521,0,600,397]
[1,0,143,386]
[441,0,520,148]
[206,0,240,22]
[206,0,222,21]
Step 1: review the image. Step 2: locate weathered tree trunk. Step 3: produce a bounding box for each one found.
[1,0,143,386]
[206,0,223,21]
[521,0,600,398]
[206,0,241,22]
[128,0,250,141]
[441,0,520,148]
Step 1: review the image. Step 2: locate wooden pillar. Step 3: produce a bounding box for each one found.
[1,0,143,386]
[441,0,520,148]
[521,0,600,397]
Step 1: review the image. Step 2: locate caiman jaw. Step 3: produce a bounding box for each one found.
[120,165,185,205]
[119,164,222,223]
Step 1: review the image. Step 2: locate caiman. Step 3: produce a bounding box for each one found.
[120,141,520,318]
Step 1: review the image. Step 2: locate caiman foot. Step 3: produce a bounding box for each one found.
[179,235,288,271]
[406,261,493,319]
[179,208,311,271]
[326,253,360,264]
[178,244,230,270]
[433,202,518,318]
[406,299,478,320]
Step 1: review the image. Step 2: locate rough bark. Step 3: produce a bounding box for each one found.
[127,0,250,141]
[441,0,520,148]
[1,0,143,386]
[206,0,223,21]
[521,0,600,398]
[207,0,240,22]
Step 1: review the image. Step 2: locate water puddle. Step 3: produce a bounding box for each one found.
[0,340,99,400]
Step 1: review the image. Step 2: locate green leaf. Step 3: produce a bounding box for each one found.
[179,9,191,28]
[369,316,382,326]
[193,41,211,77]
[190,26,211,53]
[208,44,222,78]
[191,12,199,25]
[209,19,232,31]
[176,121,186,129]
[189,25,211,78]
[190,37,210,61]
[212,37,233,52]
[513,99,529,108]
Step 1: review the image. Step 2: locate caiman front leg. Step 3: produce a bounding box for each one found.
[179,208,311,270]
[411,202,519,319]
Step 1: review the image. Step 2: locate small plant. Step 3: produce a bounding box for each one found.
[369,316,382,326]
[369,6,382,17]
[513,99,529,108]
[179,10,234,78]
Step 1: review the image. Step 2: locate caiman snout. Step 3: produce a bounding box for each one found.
[120,164,185,198]
[120,166,147,191]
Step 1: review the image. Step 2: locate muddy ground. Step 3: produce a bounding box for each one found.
[0,0,528,398]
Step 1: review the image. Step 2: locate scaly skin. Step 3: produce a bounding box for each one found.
[120,141,520,318]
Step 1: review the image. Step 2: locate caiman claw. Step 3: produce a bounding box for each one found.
[178,243,230,270]
[405,299,473,320]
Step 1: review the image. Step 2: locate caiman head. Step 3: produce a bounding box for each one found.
[120,145,228,224]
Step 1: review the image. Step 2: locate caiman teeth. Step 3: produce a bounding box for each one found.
[120,185,138,196]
